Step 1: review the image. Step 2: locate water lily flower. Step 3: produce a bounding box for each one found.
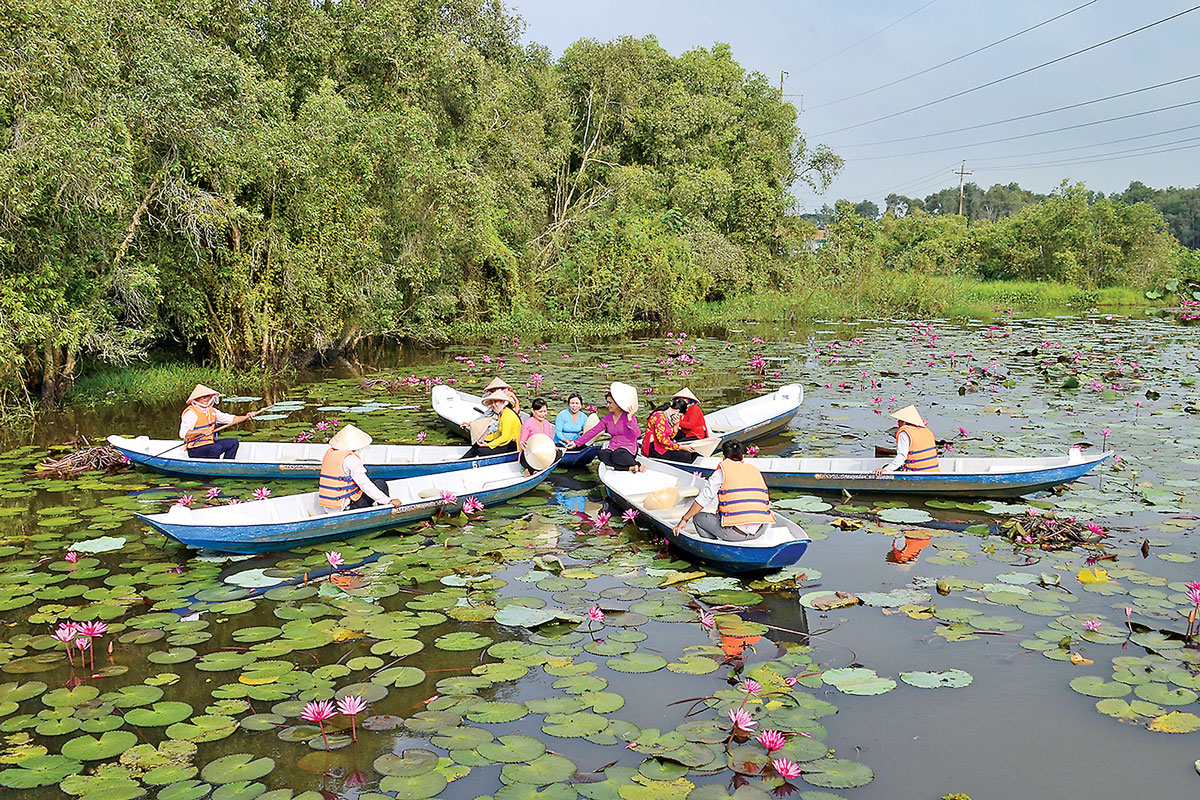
[176,495,194,507]
[593,510,612,530]
[301,699,336,749]
[1100,428,1111,437]
[588,606,604,623]
[78,621,108,639]
[621,508,639,523]
[440,490,458,506]
[1185,581,1200,592]
[1082,620,1101,632]
[1086,522,1104,536]
[336,694,368,741]
[728,707,757,734]
[52,624,78,665]
[772,757,802,780]
[758,730,786,752]
[75,637,91,652]
[252,487,271,501]
[741,679,762,696]
[1187,586,1200,606]
[64,551,78,563]
[325,551,344,571]
[958,426,968,436]
[462,496,484,515]
[746,446,759,457]
[699,612,715,630]
[783,676,797,687]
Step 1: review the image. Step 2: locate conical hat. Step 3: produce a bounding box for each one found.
[672,387,699,403]
[187,384,220,403]
[328,423,372,451]
[582,413,602,435]
[523,433,556,471]
[484,377,513,391]
[468,417,493,445]
[481,390,513,406]
[890,405,926,427]
[609,382,638,415]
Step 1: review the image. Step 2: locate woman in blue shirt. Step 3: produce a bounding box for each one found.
[554,393,587,445]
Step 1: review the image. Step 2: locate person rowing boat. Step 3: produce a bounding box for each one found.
[873,405,940,475]
[178,384,258,460]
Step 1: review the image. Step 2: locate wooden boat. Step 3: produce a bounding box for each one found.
[137,460,557,554]
[598,460,809,573]
[430,386,598,466]
[703,383,804,444]
[672,449,1112,498]
[108,435,518,480]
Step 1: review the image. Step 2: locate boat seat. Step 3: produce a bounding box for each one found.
[606,471,678,498]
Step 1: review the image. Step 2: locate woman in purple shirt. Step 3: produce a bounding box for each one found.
[568,381,645,472]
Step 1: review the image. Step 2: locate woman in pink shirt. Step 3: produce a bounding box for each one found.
[518,398,555,474]
[567,382,644,473]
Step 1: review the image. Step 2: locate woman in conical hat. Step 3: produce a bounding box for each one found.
[518,398,557,475]
[178,385,258,460]
[460,390,521,459]
[484,377,520,413]
[671,387,707,441]
[565,382,645,472]
[873,405,940,476]
[317,424,403,513]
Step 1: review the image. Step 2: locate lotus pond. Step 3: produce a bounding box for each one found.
[3,312,1200,800]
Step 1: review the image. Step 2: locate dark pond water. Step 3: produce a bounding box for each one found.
[3,313,1200,800]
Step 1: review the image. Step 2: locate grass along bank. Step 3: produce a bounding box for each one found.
[693,275,1156,325]
[68,362,271,407]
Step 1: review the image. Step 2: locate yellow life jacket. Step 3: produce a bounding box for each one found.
[318,448,363,509]
[899,425,940,472]
[717,460,775,527]
[182,403,218,449]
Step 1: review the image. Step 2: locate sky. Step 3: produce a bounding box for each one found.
[506,0,1200,213]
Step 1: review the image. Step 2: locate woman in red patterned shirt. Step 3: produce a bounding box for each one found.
[641,398,698,464]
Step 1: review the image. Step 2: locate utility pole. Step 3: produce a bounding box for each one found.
[954,162,973,217]
[780,71,788,100]
[779,70,804,111]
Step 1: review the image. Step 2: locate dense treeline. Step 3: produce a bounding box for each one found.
[808,180,1200,248]
[0,0,840,405]
[0,0,1191,412]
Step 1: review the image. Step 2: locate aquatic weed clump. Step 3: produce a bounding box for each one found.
[1002,510,1106,551]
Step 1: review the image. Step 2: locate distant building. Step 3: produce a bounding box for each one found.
[805,229,829,252]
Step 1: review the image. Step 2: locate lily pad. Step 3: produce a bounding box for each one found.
[899,670,973,689]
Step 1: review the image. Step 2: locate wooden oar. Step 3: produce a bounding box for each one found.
[146,408,270,460]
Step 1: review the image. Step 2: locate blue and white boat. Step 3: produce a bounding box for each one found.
[108,435,518,480]
[137,460,556,554]
[598,460,810,573]
[702,383,804,444]
[672,449,1112,498]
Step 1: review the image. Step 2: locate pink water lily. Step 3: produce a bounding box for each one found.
[176,494,194,507]
[758,729,786,752]
[416,431,427,442]
[64,551,78,563]
[78,620,108,639]
[588,606,604,623]
[621,508,639,523]
[301,699,336,749]
[728,707,757,735]
[252,487,271,501]
[699,612,715,631]
[52,624,78,665]
[336,694,368,741]
[1082,620,1101,632]
[462,496,484,515]
[440,490,458,506]
[205,487,221,500]
[740,679,762,697]
[783,676,797,687]
[592,510,612,530]
[772,757,802,780]
[1187,586,1200,606]
[325,551,344,573]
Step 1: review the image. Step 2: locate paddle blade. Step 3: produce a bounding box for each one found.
[690,437,721,458]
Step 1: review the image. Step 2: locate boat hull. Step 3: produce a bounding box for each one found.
[675,452,1112,498]
[138,466,554,555]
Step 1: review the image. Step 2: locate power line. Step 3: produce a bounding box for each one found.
[799,0,939,73]
[842,98,1200,161]
[854,162,961,200]
[974,136,1200,170]
[808,0,1099,112]
[815,4,1200,137]
[969,122,1200,163]
[830,73,1200,148]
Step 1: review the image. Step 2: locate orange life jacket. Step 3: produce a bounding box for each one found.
[182,403,218,449]
[717,459,775,527]
[318,448,363,509]
[899,424,940,472]
[506,389,521,414]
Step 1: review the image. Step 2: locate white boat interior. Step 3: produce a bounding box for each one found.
[145,463,528,528]
[688,450,1102,475]
[110,435,473,465]
[704,383,803,436]
[600,463,806,549]
[431,386,530,427]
